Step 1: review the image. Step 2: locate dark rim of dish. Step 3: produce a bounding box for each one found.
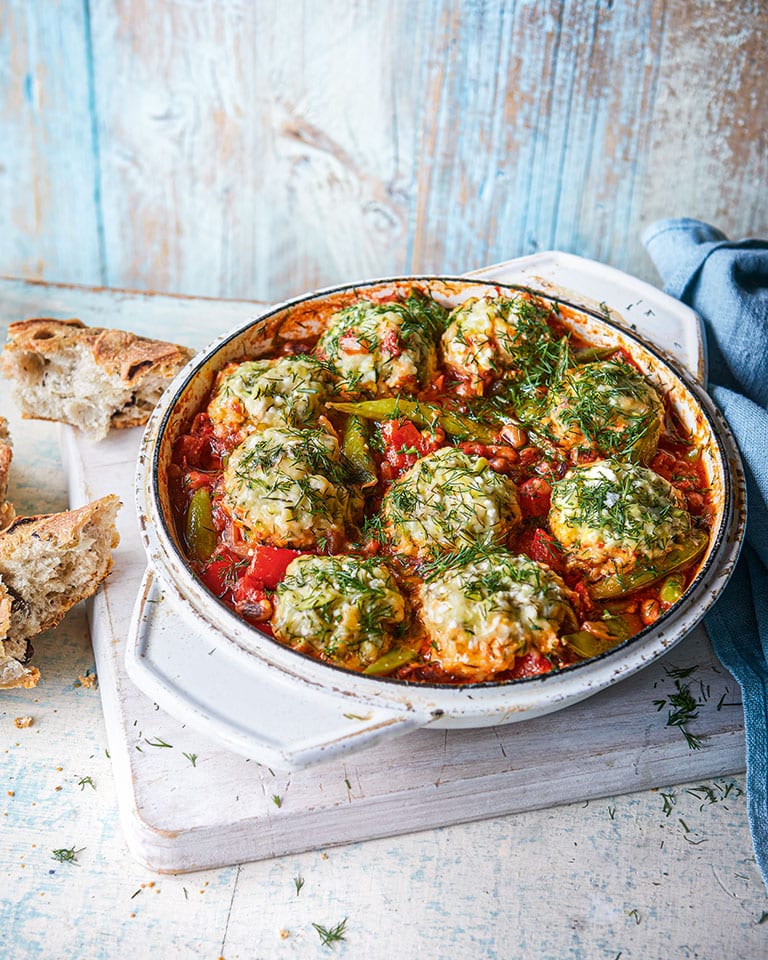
[150,276,736,691]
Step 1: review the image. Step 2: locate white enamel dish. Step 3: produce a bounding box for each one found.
[127,253,747,770]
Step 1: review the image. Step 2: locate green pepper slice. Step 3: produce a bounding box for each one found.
[363,646,419,676]
[659,572,686,606]
[563,631,615,660]
[342,415,377,488]
[185,487,217,561]
[328,397,500,444]
[565,612,635,659]
[590,529,708,600]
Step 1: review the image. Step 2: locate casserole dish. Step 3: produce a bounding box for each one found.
[129,254,746,769]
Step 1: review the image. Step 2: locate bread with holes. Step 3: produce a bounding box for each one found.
[1,318,194,441]
[0,494,120,689]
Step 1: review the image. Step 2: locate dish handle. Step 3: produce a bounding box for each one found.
[125,569,431,770]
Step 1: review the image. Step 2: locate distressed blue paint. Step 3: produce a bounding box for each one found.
[82,0,107,286]
[0,1,765,303]
[0,0,102,284]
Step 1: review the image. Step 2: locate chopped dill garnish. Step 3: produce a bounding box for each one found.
[294,874,305,895]
[182,752,198,767]
[144,736,173,748]
[51,846,84,865]
[312,917,348,947]
[77,776,95,791]
[660,791,675,817]
[272,794,282,808]
[686,781,743,809]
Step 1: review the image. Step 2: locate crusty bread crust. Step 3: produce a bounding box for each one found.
[1,318,194,440]
[0,417,12,530]
[0,495,121,689]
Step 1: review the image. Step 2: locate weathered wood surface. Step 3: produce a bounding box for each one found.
[2,0,766,303]
[2,277,768,960]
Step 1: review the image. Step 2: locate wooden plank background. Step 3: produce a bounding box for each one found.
[1,0,766,304]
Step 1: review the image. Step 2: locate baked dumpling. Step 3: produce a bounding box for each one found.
[549,459,693,582]
[315,295,444,396]
[419,547,578,681]
[207,356,331,437]
[220,426,358,549]
[272,554,406,670]
[382,446,521,558]
[441,294,555,394]
[543,360,664,463]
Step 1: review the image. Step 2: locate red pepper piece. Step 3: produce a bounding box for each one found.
[247,545,307,590]
[509,649,553,679]
[518,477,552,518]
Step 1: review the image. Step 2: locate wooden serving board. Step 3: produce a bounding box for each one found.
[2,272,746,874]
[70,423,747,872]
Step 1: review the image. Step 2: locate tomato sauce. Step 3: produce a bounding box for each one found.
[170,298,715,685]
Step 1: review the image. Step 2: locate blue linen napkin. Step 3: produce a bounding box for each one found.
[643,218,768,889]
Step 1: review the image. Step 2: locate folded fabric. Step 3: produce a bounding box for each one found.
[643,218,768,889]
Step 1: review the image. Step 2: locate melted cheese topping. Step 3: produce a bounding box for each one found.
[549,459,692,577]
[272,554,406,669]
[441,294,554,392]
[544,360,664,462]
[316,300,437,396]
[208,356,330,437]
[419,550,577,680]
[382,446,521,558]
[220,426,358,548]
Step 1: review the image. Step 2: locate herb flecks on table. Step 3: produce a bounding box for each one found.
[312,917,348,947]
[51,846,84,865]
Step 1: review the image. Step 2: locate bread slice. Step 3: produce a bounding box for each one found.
[0,494,120,689]
[1,318,194,441]
[0,417,13,530]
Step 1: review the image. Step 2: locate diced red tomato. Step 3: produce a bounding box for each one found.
[509,649,553,679]
[200,544,307,604]
[247,545,308,590]
[518,477,552,518]
[199,548,246,599]
[232,571,271,621]
[380,328,401,358]
[379,419,443,478]
[519,527,565,575]
[173,413,222,470]
[183,469,216,492]
[570,579,599,620]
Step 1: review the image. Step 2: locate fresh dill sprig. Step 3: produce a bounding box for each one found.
[312,917,348,947]
[51,846,84,865]
[656,677,702,750]
[77,776,95,791]
[144,736,173,748]
[686,781,743,810]
[182,752,198,767]
[294,874,305,895]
